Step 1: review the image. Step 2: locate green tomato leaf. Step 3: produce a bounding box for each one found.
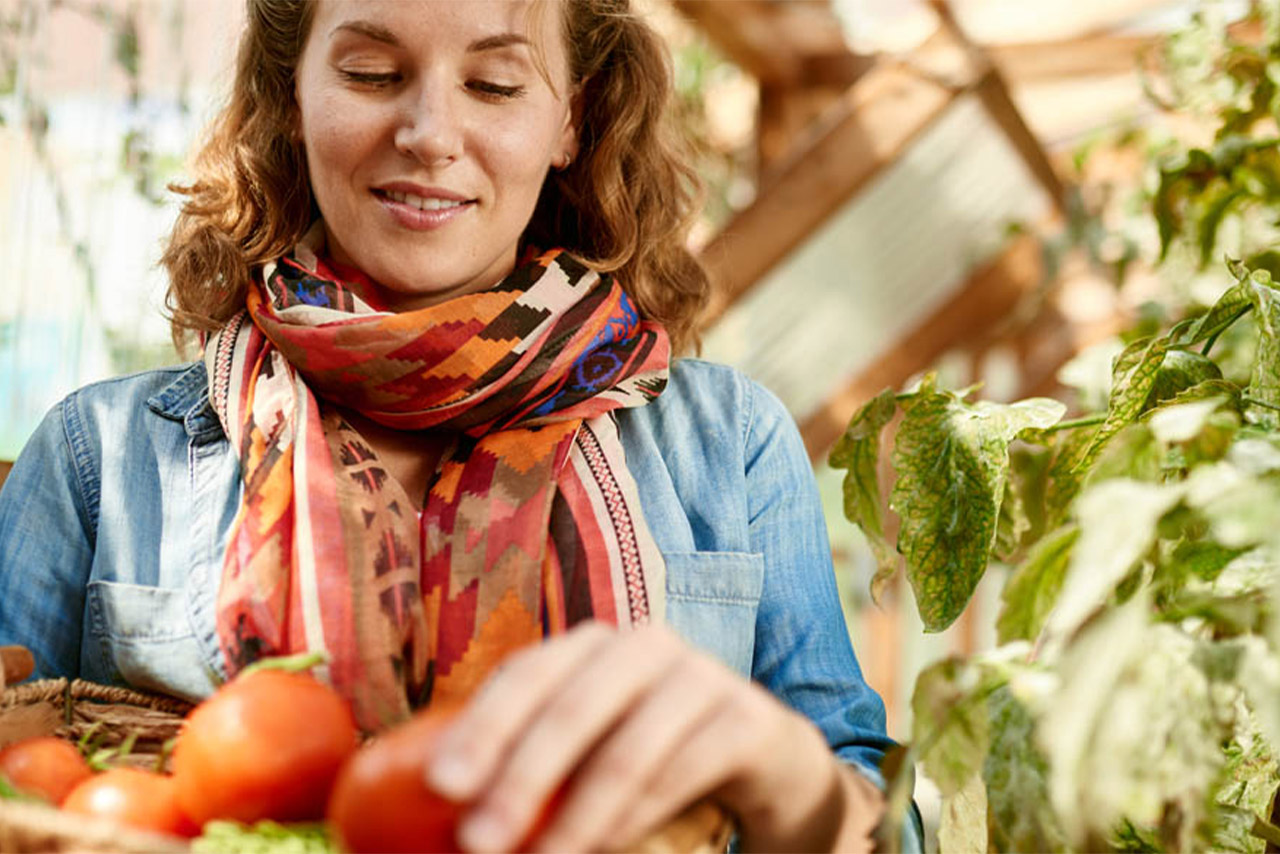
[983,685,1068,854]
[829,388,899,602]
[997,526,1080,644]
[911,657,994,797]
[1145,350,1224,409]
[1242,269,1280,428]
[1043,605,1227,850]
[1182,274,1251,351]
[891,380,1065,632]
[938,772,989,854]
[1211,715,1279,854]
[1044,480,1184,642]
[993,476,1030,563]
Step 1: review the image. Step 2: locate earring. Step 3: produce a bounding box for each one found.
[557,152,573,171]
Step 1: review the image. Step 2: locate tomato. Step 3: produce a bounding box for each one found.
[171,668,358,826]
[328,706,563,854]
[328,707,465,854]
[62,768,198,837]
[0,736,92,805]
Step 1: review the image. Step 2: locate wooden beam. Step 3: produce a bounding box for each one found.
[928,1,1066,210]
[973,67,1067,209]
[670,0,803,85]
[698,64,957,325]
[799,234,1043,459]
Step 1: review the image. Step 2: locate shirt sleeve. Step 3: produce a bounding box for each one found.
[0,398,95,679]
[741,378,924,851]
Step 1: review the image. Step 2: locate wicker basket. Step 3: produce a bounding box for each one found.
[0,678,193,853]
[0,675,731,854]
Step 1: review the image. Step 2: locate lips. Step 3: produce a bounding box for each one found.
[373,184,476,231]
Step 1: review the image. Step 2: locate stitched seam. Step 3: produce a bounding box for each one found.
[740,369,758,458]
[665,593,761,605]
[60,395,100,542]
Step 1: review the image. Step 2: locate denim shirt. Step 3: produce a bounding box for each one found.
[0,357,921,847]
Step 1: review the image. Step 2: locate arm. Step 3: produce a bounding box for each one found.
[0,399,95,678]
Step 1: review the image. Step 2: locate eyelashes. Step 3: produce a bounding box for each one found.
[337,70,526,101]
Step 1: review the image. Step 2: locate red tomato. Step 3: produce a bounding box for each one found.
[328,707,465,854]
[328,707,563,854]
[0,736,92,805]
[62,768,198,837]
[171,668,359,826]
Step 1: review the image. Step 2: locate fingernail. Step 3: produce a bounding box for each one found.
[459,811,510,853]
[428,754,476,799]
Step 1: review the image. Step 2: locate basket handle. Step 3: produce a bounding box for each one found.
[0,645,34,689]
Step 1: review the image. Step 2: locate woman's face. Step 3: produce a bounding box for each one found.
[294,0,578,309]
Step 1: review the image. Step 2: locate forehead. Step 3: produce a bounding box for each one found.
[309,0,565,56]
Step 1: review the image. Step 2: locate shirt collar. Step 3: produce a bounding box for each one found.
[145,362,224,443]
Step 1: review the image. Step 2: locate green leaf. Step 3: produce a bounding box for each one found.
[1079,336,1171,465]
[1211,716,1278,854]
[1198,186,1246,268]
[192,821,340,854]
[890,380,1065,632]
[1241,269,1280,428]
[911,657,995,796]
[1045,423,1103,528]
[938,772,989,854]
[1043,605,1227,850]
[829,388,899,602]
[1181,275,1252,352]
[993,476,1030,562]
[1145,350,1224,408]
[1044,480,1184,642]
[1147,396,1229,444]
[997,526,1080,644]
[1087,423,1163,485]
[983,685,1067,853]
[1171,538,1251,582]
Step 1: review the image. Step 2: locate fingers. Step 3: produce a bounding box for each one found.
[460,624,705,852]
[428,622,614,803]
[426,622,829,854]
[530,646,733,852]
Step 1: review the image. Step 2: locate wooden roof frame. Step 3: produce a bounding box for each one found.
[678,0,1071,458]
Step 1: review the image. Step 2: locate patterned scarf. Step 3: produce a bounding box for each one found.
[204,225,669,730]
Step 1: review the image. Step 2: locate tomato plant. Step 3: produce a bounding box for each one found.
[172,668,358,826]
[63,767,197,837]
[0,736,92,805]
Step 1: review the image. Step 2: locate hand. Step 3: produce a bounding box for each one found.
[424,621,885,853]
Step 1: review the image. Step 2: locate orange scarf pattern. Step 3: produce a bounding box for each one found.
[205,226,669,730]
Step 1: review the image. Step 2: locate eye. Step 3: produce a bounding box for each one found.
[468,80,525,100]
[339,70,400,88]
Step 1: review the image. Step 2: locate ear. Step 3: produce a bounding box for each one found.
[556,84,583,168]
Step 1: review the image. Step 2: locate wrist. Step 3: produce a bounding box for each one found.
[732,723,882,852]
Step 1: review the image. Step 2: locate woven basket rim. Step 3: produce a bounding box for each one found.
[1,679,193,716]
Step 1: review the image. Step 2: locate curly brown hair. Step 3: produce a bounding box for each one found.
[161,0,710,355]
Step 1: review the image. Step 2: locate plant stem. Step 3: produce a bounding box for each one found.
[1242,395,1280,413]
[1042,413,1108,434]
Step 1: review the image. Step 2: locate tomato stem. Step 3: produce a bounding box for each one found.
[240,651,330,677]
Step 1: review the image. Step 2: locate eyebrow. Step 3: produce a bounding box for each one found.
[330,21,531,53]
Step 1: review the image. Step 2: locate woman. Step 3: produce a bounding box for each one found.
[0,1,919,851]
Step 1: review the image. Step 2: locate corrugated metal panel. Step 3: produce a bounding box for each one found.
[701,93,1053,420]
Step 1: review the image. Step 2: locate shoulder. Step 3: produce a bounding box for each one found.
[635,358,793,446]
[58,362,214,437]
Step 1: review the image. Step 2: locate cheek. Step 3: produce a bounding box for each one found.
[301,92,382,184]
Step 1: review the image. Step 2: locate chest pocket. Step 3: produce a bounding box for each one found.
[663,552,765,678]
[86,581,220,702]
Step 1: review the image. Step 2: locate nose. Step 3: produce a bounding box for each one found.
[393,79,464,166]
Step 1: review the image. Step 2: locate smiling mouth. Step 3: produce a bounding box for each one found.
[374,189,475,211]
